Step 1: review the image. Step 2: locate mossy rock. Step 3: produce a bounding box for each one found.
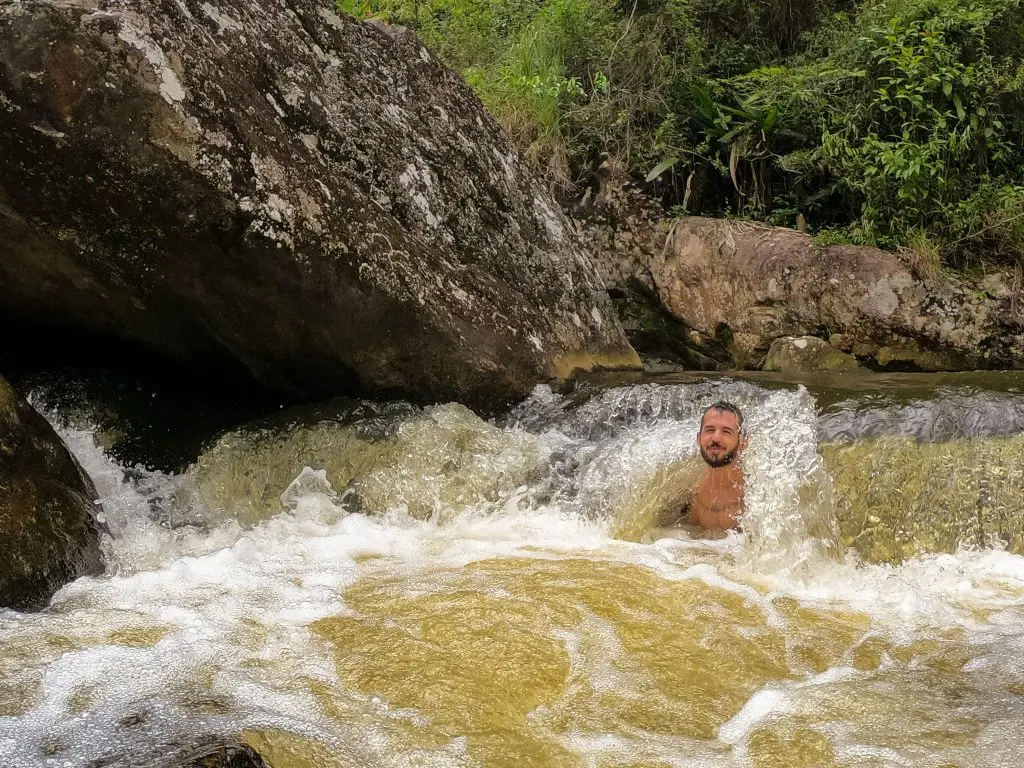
[763,336,860,373]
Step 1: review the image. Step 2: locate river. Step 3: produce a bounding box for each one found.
[2,372,1024,767]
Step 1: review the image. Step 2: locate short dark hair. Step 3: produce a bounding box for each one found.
[701,401,744,432]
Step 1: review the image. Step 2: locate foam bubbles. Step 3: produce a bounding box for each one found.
[4,385,1024,766]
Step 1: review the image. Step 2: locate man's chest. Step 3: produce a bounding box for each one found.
[689,478,744,529]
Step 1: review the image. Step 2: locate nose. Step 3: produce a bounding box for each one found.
[703,430,728,449]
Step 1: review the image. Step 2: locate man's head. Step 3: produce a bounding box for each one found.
[697,401,745,468]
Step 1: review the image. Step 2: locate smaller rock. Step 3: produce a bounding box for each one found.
[763,336,861,373]
[0,376,104,611]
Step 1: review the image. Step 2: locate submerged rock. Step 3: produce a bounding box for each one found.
[84,737,271,768]
[823,434,1024,564]
[0,376,104,611]
[0,0,638,408]
[167,742,269,768]
[191,401,547,527]
[82,730,348,768]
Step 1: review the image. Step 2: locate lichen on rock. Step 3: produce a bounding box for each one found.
[0,0,639,407]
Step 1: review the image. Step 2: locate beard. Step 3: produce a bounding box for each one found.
[700,444,737,468]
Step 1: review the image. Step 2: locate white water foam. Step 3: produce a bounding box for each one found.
[4,393,1024,767]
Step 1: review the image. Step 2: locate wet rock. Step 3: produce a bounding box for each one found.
[86,738,270,768]
[874,340,953,372]
[0,0,638,409]
[174,742,269,768]
[649,217,1024,370]
[763,336,860,373]
[0,376,104,611]
[85,730,350,768]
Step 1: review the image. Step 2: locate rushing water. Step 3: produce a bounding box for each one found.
[3,376,1024,767]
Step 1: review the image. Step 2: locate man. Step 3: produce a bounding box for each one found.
[681,401,747,531]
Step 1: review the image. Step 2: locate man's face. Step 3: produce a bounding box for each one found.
[698,409,743,468]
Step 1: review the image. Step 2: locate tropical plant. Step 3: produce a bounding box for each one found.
[335,0,1024,268]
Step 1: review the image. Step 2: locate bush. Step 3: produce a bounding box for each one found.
[741,0,1024,264]
[338,0,1024,268]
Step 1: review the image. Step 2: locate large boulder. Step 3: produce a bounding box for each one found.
[649,217,1024,369]
[0,0,639,407]
[0,376,104,611]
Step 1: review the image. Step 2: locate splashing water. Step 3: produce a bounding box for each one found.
[3,379,1024,767]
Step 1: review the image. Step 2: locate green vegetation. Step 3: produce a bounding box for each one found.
[338,0,1024,269]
